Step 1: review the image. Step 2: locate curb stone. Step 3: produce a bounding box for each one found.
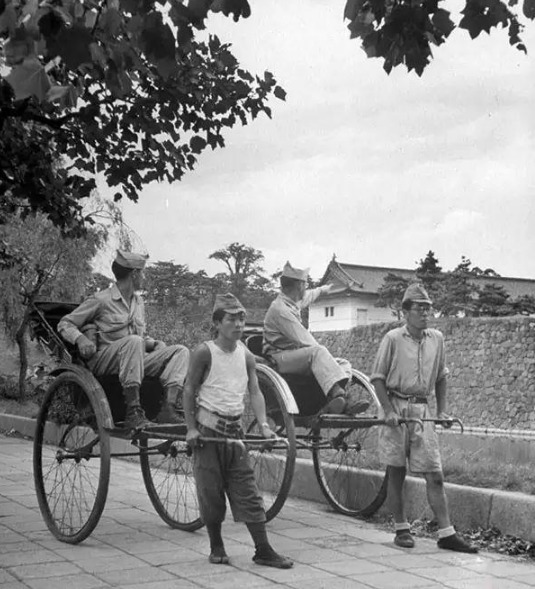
[4,413,535,542]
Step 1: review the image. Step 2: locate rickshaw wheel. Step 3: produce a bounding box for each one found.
[312,370,388,517]
[242,365,296,521]
[33,371,111,543]
[139,436,203,531]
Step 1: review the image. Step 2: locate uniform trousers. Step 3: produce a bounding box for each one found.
[87,334,189,388]
[270,345,351,396]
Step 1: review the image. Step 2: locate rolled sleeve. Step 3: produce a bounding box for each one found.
[57,297,100,345]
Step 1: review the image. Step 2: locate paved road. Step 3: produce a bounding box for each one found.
[2,433,535,589]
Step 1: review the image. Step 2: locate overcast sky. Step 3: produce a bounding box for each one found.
[111,0,534,282]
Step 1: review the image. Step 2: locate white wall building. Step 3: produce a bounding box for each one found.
[309,257,535,333]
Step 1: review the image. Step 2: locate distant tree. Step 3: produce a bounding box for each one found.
[438,256,480,316]
[0,213,108,399]
[416,250,444,305]
[86,272,113,295]
[476,283,512,316]
[511,294,535,315]
[209,242,269,298]
[144,262,193,307]
[376,272,410,319]
[143,260,230,316]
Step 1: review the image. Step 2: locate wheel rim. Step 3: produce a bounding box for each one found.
[312,373,386,517]
[34,376,109,542]
[140,439,202,530]
[242,371,295,520]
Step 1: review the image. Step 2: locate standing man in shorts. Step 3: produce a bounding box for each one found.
[183,293,293,569]
[370,283,477,553]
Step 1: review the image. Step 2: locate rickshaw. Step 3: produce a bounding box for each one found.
[29,301,461,544]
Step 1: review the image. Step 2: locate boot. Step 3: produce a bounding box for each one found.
[320,383,347,415]
[155,385,183,424]
[123,385,153,430]
[344,389,371,415]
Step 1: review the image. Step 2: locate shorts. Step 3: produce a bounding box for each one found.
[379,397,442,474]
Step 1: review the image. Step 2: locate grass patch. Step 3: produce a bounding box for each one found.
[441,444,535,495]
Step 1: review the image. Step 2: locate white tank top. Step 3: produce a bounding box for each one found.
[197,341,249,416]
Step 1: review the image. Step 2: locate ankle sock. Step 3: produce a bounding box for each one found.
[438,526,455,539]
[395,522,411,533]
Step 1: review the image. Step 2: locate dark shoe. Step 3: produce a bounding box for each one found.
[209,546,230,564]
[321,395,346,415]
[253,550,294,569]
[344,398,371,416]
[394,531,415,548]
[437,533,478,554]
[154,403,183,424]
[124,406,153,430]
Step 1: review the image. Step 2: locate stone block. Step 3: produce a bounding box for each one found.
[489,490,535,542]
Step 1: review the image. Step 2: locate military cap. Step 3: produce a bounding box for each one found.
[213,293,246,315]
[114,250,149,270]
[281,261,309,282]
[402,282,432,305]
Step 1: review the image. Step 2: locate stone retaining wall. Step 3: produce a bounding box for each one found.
[315,316,535,430]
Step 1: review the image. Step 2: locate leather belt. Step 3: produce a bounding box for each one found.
[388,390,428,404]
[197,406,243,437]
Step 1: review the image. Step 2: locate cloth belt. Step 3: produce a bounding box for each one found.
[388,390,428,404]
[196,406,243,438]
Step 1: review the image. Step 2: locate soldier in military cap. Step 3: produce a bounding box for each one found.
[263,261,365,415]
[58,250,190,429]
[370,282,477,553]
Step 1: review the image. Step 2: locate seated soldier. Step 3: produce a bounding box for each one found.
[58,250,189,429]
[263,261,365,415]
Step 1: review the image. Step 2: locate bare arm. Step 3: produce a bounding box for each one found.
[183,343,210,445]
[371,378,400,426]
[246,351,275,438]
[435,376,448,418]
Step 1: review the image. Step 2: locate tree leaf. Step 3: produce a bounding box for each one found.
[100,7,123,36]
[139,11,176,63]
[0,3,17,35]
[344,0,362,21]
[4,32,35,66]
[190,135,206,153]
[432,8,455,37]
[523,0,535,17]
[187,0,211,23]
[46,83,78,107]
[273,85,286,100]
[6,56,51,101]
[54,25,93,70]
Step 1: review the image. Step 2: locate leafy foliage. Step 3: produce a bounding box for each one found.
[144,260,224,311]
[377,252,534,318]
[416,250,444,305]
[343,0,531,76]
[209,241,275,303]
[511,294,535,315]
[375,272,410,319]
[0,210,109,398]
[475,283,511,316]
[0,0,284,242]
